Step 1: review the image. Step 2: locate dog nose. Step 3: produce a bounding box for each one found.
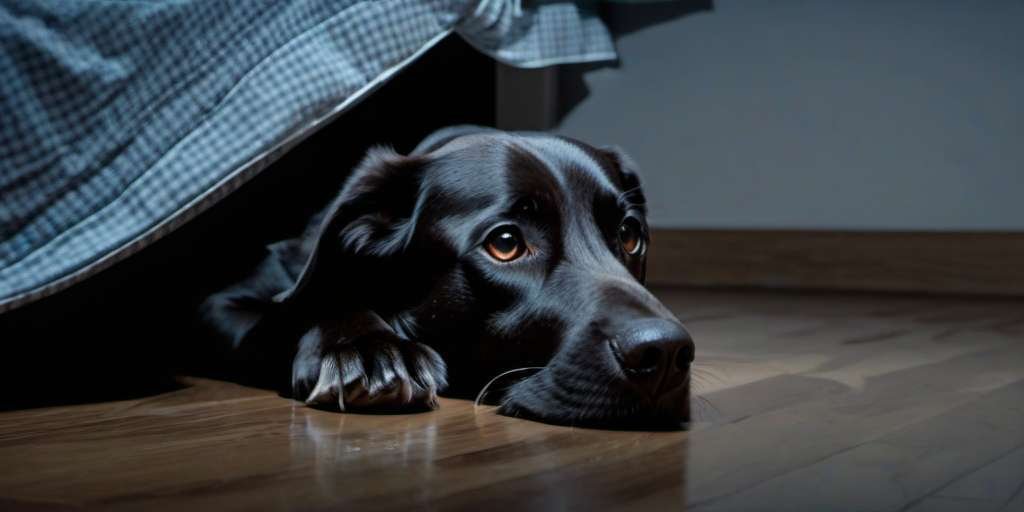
[610,319,694,396]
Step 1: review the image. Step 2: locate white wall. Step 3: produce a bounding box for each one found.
[556,0,1024,231]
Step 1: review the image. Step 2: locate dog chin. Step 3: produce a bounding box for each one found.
[494,374,691,430]
[497,398,690,430]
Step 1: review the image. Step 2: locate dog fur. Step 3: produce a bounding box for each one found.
[200,126,693,428]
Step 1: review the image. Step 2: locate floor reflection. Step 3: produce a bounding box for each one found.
[290,399,689,509]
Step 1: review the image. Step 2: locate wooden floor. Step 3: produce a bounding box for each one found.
[2,288,1023,511]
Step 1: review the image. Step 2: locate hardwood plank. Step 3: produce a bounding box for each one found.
[0,289,1021,510]
[690,379,1024,512]
[682,347,1024,507]
[936,445,1024,504]
[1002,489,1024,512]
[646,229,1024,296]
[906,496,1003,512]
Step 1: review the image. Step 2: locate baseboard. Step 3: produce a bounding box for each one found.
[646,229,1024,296]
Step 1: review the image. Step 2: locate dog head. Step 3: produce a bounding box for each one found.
[287,127,694,428]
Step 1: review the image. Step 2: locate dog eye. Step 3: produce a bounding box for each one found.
[619,217,644,255]
[484,225,526,262]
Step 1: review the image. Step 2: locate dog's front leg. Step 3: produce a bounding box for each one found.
[291,310,447,411]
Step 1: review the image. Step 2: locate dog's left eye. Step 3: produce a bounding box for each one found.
[484,225,526,262]
[619,217,644,255]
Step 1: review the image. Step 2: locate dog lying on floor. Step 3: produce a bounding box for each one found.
[201,126,694,428]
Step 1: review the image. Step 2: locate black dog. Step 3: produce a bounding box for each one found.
[201,126,694,428]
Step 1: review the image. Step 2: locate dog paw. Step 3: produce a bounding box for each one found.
[293,329,447,412]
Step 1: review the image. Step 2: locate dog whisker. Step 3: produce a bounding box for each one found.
[691,364,727,384]
[475,367,544,407]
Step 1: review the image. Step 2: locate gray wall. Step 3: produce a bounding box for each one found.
[555,0,1024,231]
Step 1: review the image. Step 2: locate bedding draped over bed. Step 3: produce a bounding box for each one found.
[0,0,618,311]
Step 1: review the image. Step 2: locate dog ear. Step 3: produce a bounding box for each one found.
[277,146,428,305]
[598,146,646,211]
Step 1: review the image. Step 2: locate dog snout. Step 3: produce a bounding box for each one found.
[609,318,694,397]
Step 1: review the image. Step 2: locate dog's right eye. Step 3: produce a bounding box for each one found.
[484,225,526,262]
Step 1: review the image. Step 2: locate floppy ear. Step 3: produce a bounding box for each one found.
[277,146,427,305]
[598,146,646,211]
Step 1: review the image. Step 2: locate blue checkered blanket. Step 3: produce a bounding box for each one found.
[0,0,616,311]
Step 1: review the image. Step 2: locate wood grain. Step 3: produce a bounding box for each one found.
[646,229,1024,296]
[1,288,1023,511]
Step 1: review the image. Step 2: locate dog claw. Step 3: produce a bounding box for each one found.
[296,335,446,412]
[305,357,346,410]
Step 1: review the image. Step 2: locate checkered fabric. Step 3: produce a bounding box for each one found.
[0,0,616,311]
